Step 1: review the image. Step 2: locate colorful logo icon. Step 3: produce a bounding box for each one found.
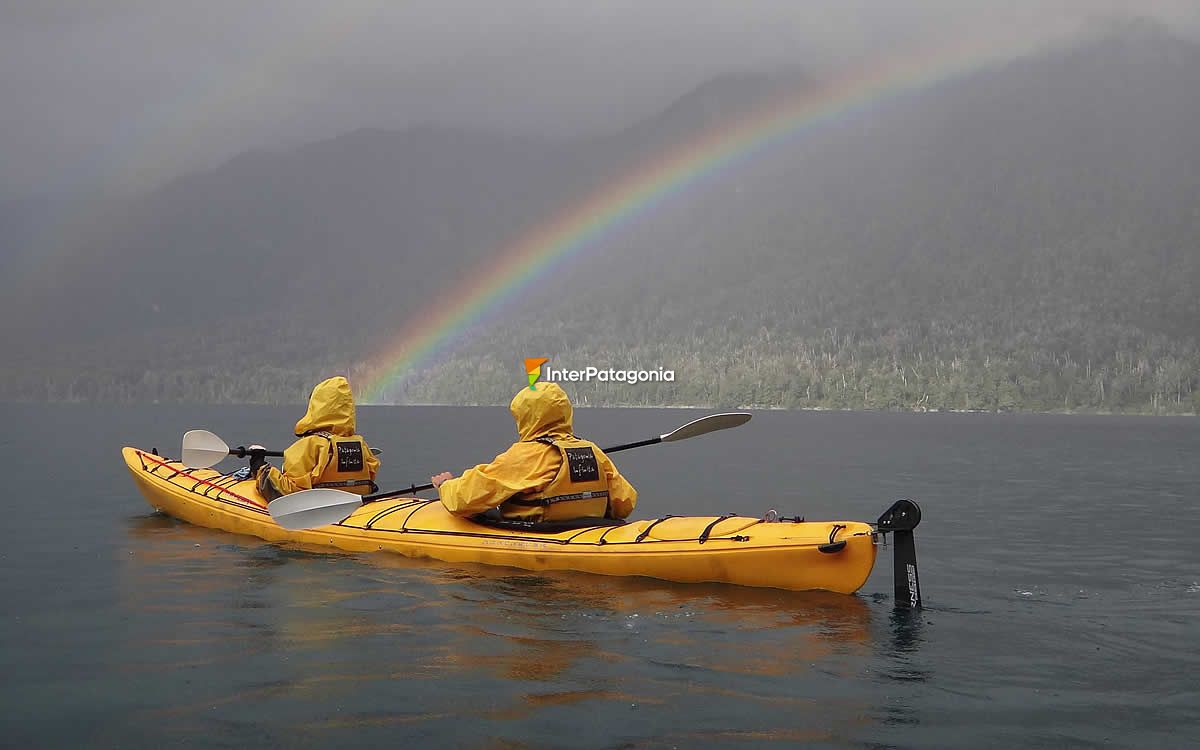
[524,358,549,390]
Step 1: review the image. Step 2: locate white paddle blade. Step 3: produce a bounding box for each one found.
[268,489,364,530]
[660,412,752,443]
[181,429,232,468]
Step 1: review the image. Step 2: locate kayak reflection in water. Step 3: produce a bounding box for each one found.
[431,383,638,522]
[255,376,381,501]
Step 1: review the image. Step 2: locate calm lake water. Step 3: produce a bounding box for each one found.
[1,404,1197,748]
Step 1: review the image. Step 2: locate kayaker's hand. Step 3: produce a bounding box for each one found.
[247,445,268,476]
[431,471,454,488]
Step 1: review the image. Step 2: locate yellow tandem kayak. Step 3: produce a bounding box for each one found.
[123,446,921,598]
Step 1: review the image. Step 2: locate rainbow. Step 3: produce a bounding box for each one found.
[358,32,1046,403]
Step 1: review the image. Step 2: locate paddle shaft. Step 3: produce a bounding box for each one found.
[235,445,381,460]
[367,483,435,502]
[232,446,285,459]
[363,436,661,503]
[602,436,662,453]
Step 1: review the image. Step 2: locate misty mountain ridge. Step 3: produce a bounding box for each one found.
[2,22,1197,413]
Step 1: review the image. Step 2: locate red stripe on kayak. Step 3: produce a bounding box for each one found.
[138,451,267,510]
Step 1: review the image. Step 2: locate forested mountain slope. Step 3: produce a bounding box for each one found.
[2,23,1197,412]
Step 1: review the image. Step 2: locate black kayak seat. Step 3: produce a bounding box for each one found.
[471,510,626,534]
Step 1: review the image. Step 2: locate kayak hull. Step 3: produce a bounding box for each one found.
[123,447,878,594]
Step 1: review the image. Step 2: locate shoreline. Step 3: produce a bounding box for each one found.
[367,403,1198,417]
[7,400,1191,417]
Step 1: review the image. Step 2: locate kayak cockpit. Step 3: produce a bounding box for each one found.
[469,512,627,533]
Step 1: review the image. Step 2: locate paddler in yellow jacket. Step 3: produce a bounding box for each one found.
[431,382,637,522]
[255,376,380,501]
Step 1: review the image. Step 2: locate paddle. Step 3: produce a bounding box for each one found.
[181,429,381,469]
[267,412,752,530]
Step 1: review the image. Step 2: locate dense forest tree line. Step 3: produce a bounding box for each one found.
[8,226,1193,414]
[385,256,1200,415]
[6,319,1192,414]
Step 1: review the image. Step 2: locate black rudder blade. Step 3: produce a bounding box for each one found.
[877,498,923,609]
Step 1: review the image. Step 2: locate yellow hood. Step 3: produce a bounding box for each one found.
[294,376,357,437]
[510,382,573,441]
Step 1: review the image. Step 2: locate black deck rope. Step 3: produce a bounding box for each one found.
[194,470,241,496]
[596,525,621,546]
[364,499,425,530]
[209,476,246,501]
[635,515,675,543]
[138,452,270,515]
[401,500,439,533]
[829,524,846,544]
[564,525,609,543]
[162,462,187,481]
[173,478,270,516]
[698,514,735,545]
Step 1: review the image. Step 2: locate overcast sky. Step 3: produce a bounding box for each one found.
[1,1,1196,199]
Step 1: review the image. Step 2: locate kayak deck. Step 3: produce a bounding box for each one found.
[123,446,879,593]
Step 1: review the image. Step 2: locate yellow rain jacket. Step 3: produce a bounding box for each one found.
[438,382,638,521]
[257,376,380,500]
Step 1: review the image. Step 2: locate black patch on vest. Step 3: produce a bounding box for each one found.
[564,447,600,483]
[336,442,365,473]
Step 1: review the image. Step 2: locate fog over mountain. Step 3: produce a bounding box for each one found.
[1,21,1198,412]
[2,1,1197,199]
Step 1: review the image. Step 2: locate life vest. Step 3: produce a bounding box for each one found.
[311,431,377,496]
[501,436,610,521]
